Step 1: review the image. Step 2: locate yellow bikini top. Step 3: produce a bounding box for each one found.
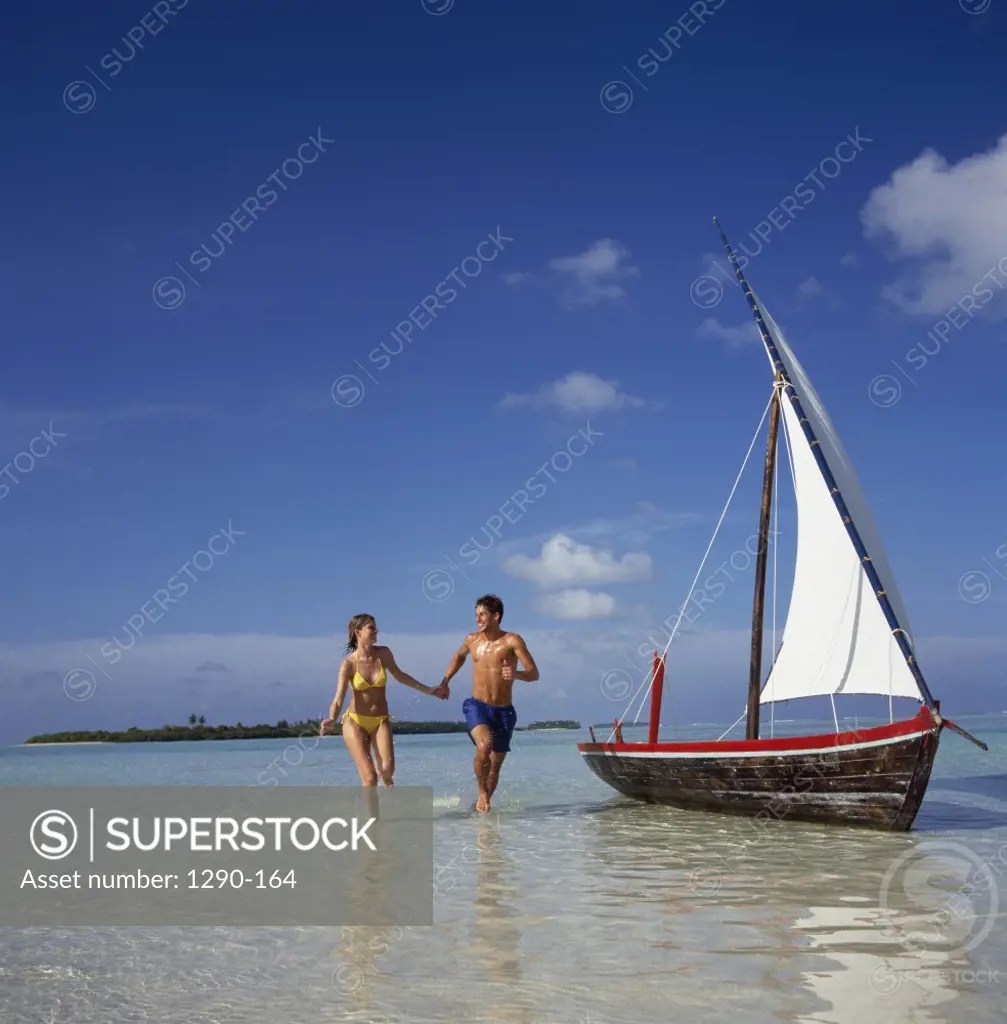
[352,654,387,690]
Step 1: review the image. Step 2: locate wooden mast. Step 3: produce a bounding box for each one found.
[747,374,781,740]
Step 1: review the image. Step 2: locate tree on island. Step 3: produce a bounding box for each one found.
[198,715,206,726]
[188,714,198,725]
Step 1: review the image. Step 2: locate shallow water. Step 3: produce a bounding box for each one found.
[2,715,1006,1023]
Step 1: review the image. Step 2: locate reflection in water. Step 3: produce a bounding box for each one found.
[327,786,439,1023]
[458,817,608,1024]
[331,922,404,1024]
[472,818,520,971]
[466,817,527,1024]
[583,799,1006,1022]
[338,789,399,921]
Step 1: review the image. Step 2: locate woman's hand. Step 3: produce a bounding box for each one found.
[319,716,337,736]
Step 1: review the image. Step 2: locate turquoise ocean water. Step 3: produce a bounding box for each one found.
[2,714,1006,1024]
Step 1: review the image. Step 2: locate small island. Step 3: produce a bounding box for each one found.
[24,717,470,744]
[23,715,581,744]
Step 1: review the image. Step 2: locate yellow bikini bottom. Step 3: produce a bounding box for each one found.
[342,711,389,736]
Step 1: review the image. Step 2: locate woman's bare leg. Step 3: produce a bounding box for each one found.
[373,721,395,788]
[342,719,378,786]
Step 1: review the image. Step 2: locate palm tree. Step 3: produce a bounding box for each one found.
[198,715,206,726]
[188,714,197,726]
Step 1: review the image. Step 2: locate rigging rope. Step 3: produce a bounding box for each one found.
[717,707,748,742]
[716,381,791,743]
[612,387,782,740]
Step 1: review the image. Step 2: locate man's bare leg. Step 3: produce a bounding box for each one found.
[486,752,507,800]
[470,724,494,813]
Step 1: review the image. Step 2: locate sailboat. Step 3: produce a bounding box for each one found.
[577,220,986,831]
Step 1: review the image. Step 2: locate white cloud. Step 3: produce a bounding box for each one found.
[498,370,649,414]
[0,627,668,745]
[861,132,1007,315]
[501,271,534,286]
[548,239,640,307]
[570,503,701,543]
[0,630,586,742]
[840,250,858,269]
[501,533,652,588]
[696,317,761,348]
[795,276,840,309]
[2,629,1003,746]
[535,589,616,620]
[492,504,700,562]
[797,276,825,300]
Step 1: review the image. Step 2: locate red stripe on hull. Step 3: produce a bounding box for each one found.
[576,707,936,756]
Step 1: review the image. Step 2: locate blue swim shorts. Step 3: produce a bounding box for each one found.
[462,697,518,753]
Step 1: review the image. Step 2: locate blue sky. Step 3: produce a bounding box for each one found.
[3,0,1007,745]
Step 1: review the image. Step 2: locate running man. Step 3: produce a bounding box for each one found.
[438,595,539,813]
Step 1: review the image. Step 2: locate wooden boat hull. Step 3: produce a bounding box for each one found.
[577,708,941,830]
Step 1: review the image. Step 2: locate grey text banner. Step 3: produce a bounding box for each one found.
[3,786,433,926]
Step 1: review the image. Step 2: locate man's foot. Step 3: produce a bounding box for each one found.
[380,773,394,788]
[475,792,491,814]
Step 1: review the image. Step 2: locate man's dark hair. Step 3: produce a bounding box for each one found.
[475,594,504,622]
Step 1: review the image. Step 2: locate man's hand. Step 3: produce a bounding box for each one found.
[430,682,450,700]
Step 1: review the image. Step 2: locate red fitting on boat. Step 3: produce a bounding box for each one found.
[649,651,665,745]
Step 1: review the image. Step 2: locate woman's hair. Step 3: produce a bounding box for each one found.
[345,613,376,653]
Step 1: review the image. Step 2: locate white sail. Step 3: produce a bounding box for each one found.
[754,296,923,704]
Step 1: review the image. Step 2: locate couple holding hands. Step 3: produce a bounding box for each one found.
[319,594,539,813]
